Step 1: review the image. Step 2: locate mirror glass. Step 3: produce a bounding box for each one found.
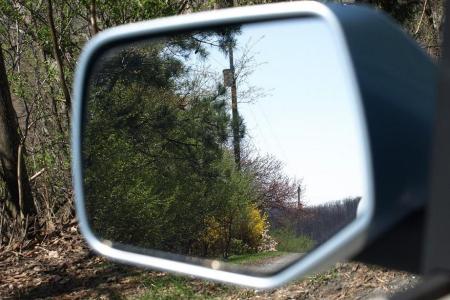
[82,17,370,275]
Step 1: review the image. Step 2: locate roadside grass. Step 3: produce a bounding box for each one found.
[137,274,213,300]
[227,250,286,265]
[135,273,254,300]
[133,252,287,299]
[132,250,305,299]
[133,265,341,300]
[270,229,315,253]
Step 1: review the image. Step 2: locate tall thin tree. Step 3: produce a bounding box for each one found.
[0,44,35,222]
[47,0,72,111]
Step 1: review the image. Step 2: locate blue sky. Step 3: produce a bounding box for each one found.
[185,18,368,206]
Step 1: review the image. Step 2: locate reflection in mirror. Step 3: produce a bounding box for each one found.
[83,17,369,275]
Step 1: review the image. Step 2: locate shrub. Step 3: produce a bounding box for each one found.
[238,204,268,250]
[197,203,269,257]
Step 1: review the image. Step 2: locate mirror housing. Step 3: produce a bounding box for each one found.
[72,1,436,288]
[334,5,437,274]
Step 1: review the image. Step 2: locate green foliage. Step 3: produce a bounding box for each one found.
[227,250,284,265]
[270,228,315,253]
[95,0,181,25]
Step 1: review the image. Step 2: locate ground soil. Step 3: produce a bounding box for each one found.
[0,226,419,300]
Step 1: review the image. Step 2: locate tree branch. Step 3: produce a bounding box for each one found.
[46,0,72,111]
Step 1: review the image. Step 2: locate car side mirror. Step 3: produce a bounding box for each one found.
[72,2,436,289]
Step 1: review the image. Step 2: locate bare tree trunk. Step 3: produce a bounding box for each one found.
[0,45,35,221]
[89,0,100,36]
[428,0,444,35]
[427,0,445,58]
[47,0,72,111]
[222,213,235,259]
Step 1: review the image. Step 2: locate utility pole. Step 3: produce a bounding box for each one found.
[297,186,302,209]
[218,0,241,170]
[228,43,241,169]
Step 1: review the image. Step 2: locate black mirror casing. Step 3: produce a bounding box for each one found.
[328,5,437,273]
